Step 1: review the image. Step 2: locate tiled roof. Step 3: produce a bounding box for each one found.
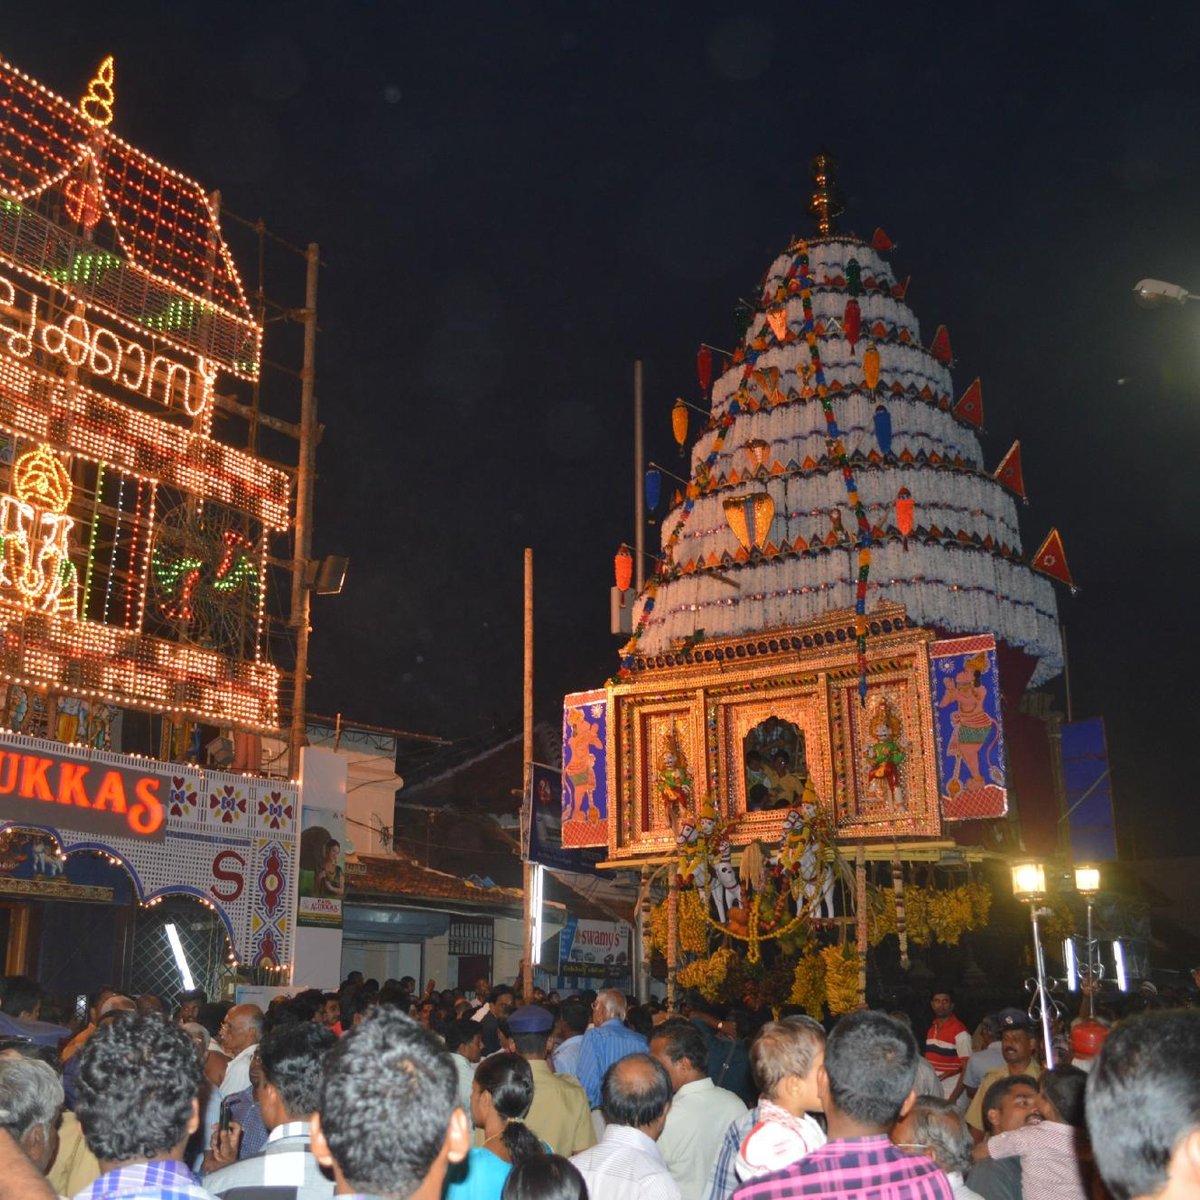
[346,852,524,911]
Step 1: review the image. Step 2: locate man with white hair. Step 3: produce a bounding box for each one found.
[576,989,648,1111]
[893,1095,985,1200]
[0,1056,62,1179]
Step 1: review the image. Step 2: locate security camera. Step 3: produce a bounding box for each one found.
[1133,279,1191,307]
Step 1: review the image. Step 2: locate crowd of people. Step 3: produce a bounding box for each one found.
[0,969,1194,1200]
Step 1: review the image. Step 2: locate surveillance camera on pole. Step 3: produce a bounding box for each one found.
[1133,278,1194,308]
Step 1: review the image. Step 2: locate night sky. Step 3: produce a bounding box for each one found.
[6,4,1199,857]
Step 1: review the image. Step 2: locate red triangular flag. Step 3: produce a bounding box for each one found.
[697,345,713,393]
[953,377,984,428]
[930,325,952,363]
[891,275,910,300]
[871,228,893,252]
[993,440,1027,501]
[1031,528,1075,589]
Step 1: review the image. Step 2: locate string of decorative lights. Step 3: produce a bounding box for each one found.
[81,461,104,615]
[102,475,123,625]
[0,352,289,527]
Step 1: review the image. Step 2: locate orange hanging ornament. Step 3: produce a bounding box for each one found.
[614,544,634,593]
[672,398,689,454]
[862,344,881,391]
[766,307,789,341]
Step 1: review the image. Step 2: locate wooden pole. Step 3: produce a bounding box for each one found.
[856,844,868,1006]
[636,864,652,1003]
[287,242,319,778]
[634,360,645,590]
[521,548,534,995]
[666,873,679,1011]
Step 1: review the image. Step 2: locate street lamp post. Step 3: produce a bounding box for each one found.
[1133,278,1199,307]
[1075,866,1101,996]
[1012,862,1057,1068]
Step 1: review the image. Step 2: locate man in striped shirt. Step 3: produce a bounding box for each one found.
[925,990,973,1102]
[732,1010,953,1200]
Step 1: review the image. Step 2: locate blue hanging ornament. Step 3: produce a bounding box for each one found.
[645,467,661,523]
[873,404,893,457]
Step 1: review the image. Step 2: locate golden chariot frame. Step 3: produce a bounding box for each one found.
[603,603,943,863]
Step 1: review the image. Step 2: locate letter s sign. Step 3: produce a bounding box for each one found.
[210,850,246,902]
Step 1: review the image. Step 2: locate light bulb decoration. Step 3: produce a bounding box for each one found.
[0,445,79,616]
[79,56,115,128]
[0,53,261,379]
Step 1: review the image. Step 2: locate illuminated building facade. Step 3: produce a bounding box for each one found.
[0,53,300,991]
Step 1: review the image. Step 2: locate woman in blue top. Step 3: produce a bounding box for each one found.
[445,1052,545,1200]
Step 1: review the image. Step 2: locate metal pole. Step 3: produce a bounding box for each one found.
[1062,623,1073,724]
[521,548,534,995]
[1086,897,1096,989]
[1030,904,1056,1068]
[287,242,319,778]
[634,361,645,590]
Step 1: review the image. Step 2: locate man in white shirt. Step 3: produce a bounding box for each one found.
[650,1020,747,1200]
[217,1003,264,1097]
[444,1018,483,1132]
[570,1053,682,1200]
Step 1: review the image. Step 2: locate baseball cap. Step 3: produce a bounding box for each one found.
[508,1004,554,1034]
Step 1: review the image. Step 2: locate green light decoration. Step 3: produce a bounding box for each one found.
[138,296,211,333]
[49,249,124,287]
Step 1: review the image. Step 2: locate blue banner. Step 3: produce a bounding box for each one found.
[527,763,603,872]
[1061,718,1117,862]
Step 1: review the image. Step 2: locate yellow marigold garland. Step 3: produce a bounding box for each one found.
[868,882,993,948]
[789,947,826,1014]
[676,946,738,1002]
[821,944,862,1016]
[648,889,708,956]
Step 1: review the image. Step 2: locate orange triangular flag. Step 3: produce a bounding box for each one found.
[891,275,910,300]
[953,378,984,428]
[993,440,1027,501]
[930,325,952,363]
[1031,528,1075,590]
[872,228,894,252]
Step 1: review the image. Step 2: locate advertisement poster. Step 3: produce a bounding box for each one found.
[561,689,608,849]
[527,764,604,873]
[557,917,631,984]
[930,635,1007,820]
[297,806,346,928]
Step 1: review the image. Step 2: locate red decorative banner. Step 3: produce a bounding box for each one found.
[929,325,952,364]
[1031,528,1074,589]
[993,440,1026,501]
[953,378,984,428]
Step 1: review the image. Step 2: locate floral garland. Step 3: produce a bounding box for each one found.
[788,943,863,1016]
[648,889,708,956]
[867,881,992,947]
[676,946,738,1002]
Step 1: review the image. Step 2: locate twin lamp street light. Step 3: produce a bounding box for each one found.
[1010,862,1102,1070]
